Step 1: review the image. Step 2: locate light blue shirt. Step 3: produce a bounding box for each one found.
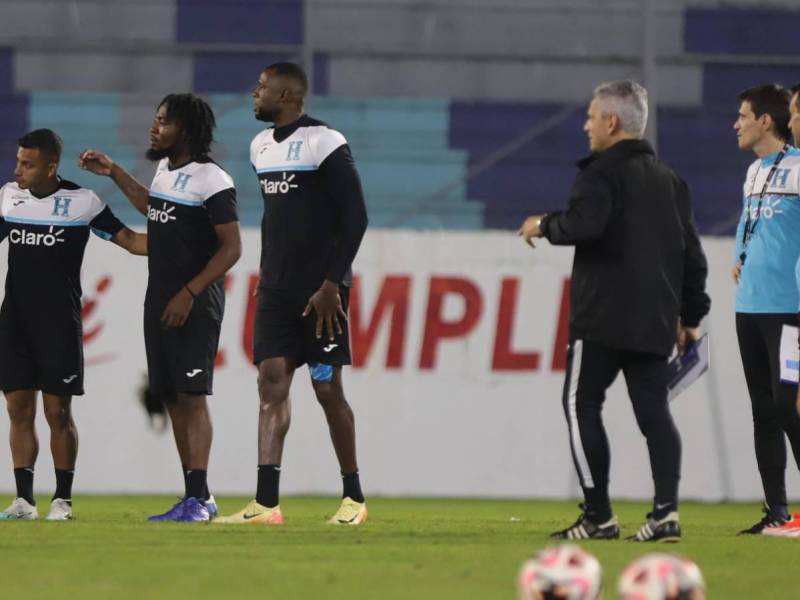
[735,147,800,313]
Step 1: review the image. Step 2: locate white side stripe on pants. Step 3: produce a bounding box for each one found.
[567,340,594,488]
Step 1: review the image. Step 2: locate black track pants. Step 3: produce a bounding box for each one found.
[562,339,681,516]
[736,312,800,515]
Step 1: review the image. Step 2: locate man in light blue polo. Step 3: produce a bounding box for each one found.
[732,84,800,535]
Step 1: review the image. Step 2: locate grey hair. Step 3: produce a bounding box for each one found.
[593,80,649,138]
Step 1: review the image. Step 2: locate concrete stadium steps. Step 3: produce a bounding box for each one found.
[24,92,482,229]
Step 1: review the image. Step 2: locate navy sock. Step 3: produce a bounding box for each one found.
[256,465,281,508]
[182,464,189,497]
[53,469,74,502]
[342,471,364,503]
[186,469,207,501]
[183,465,210,501]
[582,486,611,523]
[13,467,35,505]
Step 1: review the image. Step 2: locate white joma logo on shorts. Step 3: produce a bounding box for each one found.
[186,369,203,378]
[323,344,338,353]
[62,375,77,383]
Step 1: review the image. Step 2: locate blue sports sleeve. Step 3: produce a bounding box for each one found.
[89,206,125,241]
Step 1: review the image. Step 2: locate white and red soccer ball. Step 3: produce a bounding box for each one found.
[617,552,706,600]
[517,544,603,600]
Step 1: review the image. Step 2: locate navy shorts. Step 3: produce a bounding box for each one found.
[0,299,84,396]
[144,292,223,396]
[253,287,352,370]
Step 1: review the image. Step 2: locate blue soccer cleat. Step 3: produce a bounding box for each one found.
[204,495,218,519]
[176,497,210,522]
[148,498,186,522]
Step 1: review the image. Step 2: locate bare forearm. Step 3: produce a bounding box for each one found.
[129,233,147,256]
[186,243,241,295]
[109,164,149,215]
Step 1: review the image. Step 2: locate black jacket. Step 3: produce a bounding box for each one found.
[540,139,710,357]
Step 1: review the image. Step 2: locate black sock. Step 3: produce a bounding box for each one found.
[256,465,281,508]
[183,465,211,502]
[13,467,35,505]
[342,471,364,503]
[582,486,611,523]
[182,464,189,497]
[53,469,75,502]
[186,469,207,501]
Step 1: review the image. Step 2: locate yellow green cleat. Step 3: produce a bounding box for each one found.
[212,499,284,525]
[327,497,367,525]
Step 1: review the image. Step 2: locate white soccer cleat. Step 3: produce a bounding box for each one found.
[0,497,38,520]
[45,498,73,521]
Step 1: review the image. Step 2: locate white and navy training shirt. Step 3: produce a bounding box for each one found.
[146,157,237,313]
[735,146,800,313]
[250,115,368,292]
[0,179,125,318]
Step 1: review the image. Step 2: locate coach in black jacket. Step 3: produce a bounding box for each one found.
[519,80,710,543]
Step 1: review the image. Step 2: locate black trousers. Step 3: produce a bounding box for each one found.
[736,313,800,515]
[562,339,681,516]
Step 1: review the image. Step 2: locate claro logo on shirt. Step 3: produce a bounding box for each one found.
[148,202,177,223]
[748,197,784,220]
[260,172,298,195]
[9,226,65,246]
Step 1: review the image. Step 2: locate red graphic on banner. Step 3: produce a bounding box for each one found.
[419,276,483,369]
[82,275,115,366]
[242,273,260,365]
[492,277,541,370]
[350,275,411,368]
[214,273,232,367]
[79,269,572,374]
[551,278,571,372]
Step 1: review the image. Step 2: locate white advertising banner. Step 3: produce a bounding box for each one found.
[0,229,798,501]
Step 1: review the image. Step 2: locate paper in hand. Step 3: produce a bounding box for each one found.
[667,334,710,401]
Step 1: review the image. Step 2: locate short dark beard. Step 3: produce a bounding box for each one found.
[145,147,171,161]
[255,108,277,123]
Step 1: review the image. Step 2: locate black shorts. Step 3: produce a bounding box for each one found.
[253,287,352,368]
[0,299,84,396]
[144,293,223,396]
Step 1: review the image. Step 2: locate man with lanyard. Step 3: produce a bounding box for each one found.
[732,84,800,534]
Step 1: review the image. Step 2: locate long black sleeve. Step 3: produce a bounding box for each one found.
[677,180,711,327]
[318,144,368,284]
[541,170,613,246]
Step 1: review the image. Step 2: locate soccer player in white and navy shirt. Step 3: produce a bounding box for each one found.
[215,63,368,526]
[80,95,241,522]
[0,129,146,521]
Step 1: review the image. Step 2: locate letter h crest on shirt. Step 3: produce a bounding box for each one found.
[51,196,72,217]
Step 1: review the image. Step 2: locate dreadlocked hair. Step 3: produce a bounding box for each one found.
[159,93,216,159]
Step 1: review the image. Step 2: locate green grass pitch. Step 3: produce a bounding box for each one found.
[1,496,796,599]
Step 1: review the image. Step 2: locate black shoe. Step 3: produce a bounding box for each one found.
[738,503,789,535]
[550,505,620,540]
[626,512,681,542]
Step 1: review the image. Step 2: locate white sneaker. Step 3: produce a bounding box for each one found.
[0,497,38,520]
[45,498,73,521]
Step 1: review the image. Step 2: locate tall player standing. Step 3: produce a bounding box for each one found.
[215,62,368,525]
[80,94,241,522]
[0,129,146,520]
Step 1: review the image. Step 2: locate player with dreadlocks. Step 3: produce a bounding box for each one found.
[80,94,241,522]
